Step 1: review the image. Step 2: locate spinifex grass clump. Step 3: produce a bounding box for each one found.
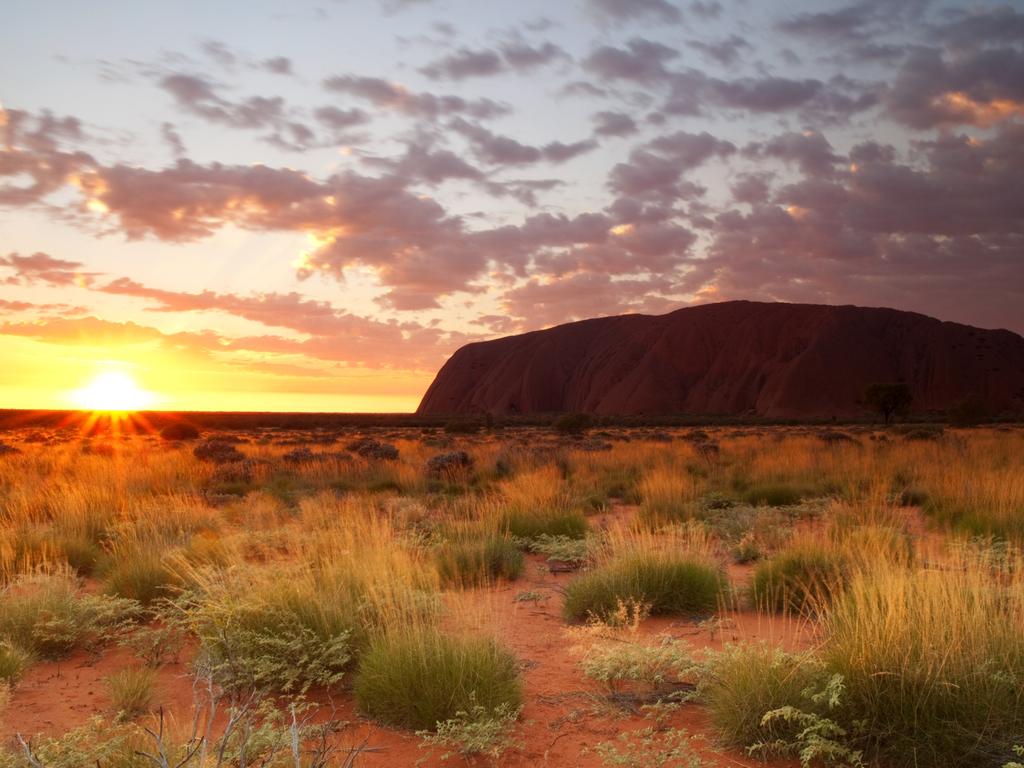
[493,467,588,539]
[702,643,826,751]
[105,667,157,720]
[637,465,701,525]
[102,546,181,607]
[0,640,32,685]
[822,559,1024,767]
[563,552,727,622]
[751,544,847,613]
[354,627,522,731]
[435,536,524,588]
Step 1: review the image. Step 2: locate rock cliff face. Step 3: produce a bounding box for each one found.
[417,301,1024,418]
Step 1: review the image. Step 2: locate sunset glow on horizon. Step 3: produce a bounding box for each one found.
[71,370,156,412]
[1,0,1022,413]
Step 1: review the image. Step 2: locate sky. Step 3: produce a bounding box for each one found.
[1,0,1023,412]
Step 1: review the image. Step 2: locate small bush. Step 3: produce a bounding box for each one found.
[160,422,200,441]
[444,419,482,434]
[581,637,698,701]
[553,413,593,435]
[515,534,591,565]
[435,537,524,588]
[751,546,847,613]
[426,451,474,482]
[0,576,141,659]
[106,668,157,719]
[592,727,703,767]
[740,483,807,507]
[418,697,521,761]
[354,629,522,731]
[180,587,354,694]
[563,554,726,622]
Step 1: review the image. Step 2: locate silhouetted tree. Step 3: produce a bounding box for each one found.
[864,382,913,425]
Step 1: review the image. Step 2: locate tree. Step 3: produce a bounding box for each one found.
[863,383,913,425]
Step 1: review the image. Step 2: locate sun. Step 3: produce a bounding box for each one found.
[72,371,155,412]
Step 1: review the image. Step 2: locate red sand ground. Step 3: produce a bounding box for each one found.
[1,508,807,767]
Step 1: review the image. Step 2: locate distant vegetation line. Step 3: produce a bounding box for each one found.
[0,408,1013,432]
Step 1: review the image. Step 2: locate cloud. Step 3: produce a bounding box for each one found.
[315,105,376,132]
[420,48,503,80]
[583,38,679,84]
[586,0,682,25]
[743,130,842,178]
[608,130,735,203]
[420,41,568,80]
[665,69,879,121]
[501,273,677,326]
[161,122,186,156]
[0,107,94,205]
[261,56,294,75]
[159,73,286,129]
[776,0,929,44]
[686,34,751,67]
[583,39,878,122]
[592,111,639,137]
[885,46,1024,128]
[450,119,597,166]
[690,121,1024,334]
[0,252,96,286]
[322,75,509,120]
[499,41,568,71]
[688,1,721,20]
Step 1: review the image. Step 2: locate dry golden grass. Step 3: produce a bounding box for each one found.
[0,425,1022,765]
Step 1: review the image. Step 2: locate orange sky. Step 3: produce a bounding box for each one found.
[3,3,1023,413]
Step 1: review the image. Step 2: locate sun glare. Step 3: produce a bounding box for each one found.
[72,371,155,412]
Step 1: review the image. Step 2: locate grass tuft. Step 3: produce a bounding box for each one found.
[435,537,524,588]
[563,553,726,622]
[354,628,522,731]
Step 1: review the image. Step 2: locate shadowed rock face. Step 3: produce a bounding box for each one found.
[417,301,1024,418]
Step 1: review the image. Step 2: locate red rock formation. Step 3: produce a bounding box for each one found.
[417,301,1024,418]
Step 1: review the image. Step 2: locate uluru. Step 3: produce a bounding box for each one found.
[417,301,1024,419]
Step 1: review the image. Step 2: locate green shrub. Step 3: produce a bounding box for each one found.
[106,668,157,719]
[0,575,141,659]
[592,727,703,767]
[581,637,698,701]
[435,537,524,588]
[703,644,826,751]
[563,554,726,622]
[515,533,592,565]
[0,716,146,768]
[354,629,522,731]
[179,588,354,694]
[751,546,847,613]
[750,673,865,767]
[418,697,521,760]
